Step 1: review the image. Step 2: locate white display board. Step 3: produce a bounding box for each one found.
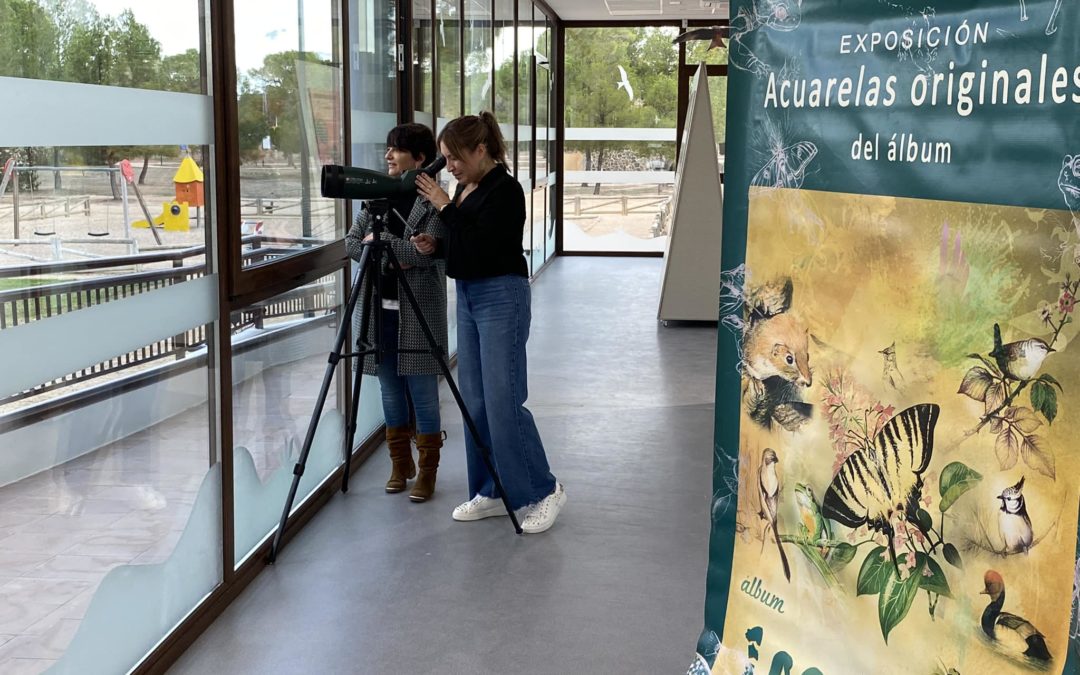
[657,65,724,323]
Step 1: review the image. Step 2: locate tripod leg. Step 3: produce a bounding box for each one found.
[341,257,376,494]
[268,251,371,563]
[387,248,523,534]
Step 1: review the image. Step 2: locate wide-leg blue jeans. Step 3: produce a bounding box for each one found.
[456,275,556,510]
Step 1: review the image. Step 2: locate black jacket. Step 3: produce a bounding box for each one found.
[438,164,528,280]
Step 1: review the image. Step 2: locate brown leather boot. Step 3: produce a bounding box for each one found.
[385,425,415,493]
[409,432,443,502]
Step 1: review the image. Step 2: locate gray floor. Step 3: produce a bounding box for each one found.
[169,257,717,675]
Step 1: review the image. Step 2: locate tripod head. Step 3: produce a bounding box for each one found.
[360,198,409,239]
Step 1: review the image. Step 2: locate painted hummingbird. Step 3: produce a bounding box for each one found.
[794,483,830,557]
[990,323,1054,381]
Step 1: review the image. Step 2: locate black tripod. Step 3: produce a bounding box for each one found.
[267,200,522,563]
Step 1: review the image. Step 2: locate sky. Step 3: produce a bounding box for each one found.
[84,0,335,72]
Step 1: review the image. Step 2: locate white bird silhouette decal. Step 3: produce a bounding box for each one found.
[616,65,634,101]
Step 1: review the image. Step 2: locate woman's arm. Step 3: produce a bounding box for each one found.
[344,206,373,261]
[383,200,444,268]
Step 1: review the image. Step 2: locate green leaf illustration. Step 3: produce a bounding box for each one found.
[916,553,952,598]
[828,542,858,572]
[943,542,963,569]
[915,508,933,534]
[938,462,983,512]
[857,546,892,596]
[1038,373,1064,391]
[793,541,840,586]
[878,556,925,643]
[1031,381,1058,424]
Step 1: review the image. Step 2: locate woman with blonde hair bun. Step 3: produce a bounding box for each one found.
[414,111,565,534]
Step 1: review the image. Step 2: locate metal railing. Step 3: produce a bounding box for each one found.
[0,236,339,402]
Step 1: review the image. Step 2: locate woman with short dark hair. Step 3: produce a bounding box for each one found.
[345,123,447,503]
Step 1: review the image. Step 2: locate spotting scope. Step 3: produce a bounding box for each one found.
[320,156,446,200]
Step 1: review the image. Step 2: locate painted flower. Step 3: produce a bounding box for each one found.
[1040,303,1054,325]
[1061,291,1076,314]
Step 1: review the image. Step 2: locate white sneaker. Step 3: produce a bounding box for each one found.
[521,483,566,534]
[452,494,508,521]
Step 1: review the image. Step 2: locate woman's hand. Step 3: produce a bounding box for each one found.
[411,234,436,255]
[415,173,451,211]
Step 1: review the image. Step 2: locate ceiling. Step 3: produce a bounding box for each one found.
[542,0,729,22]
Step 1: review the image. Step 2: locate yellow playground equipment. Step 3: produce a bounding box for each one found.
[129,156,205,234]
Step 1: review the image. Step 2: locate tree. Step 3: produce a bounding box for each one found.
[237,79,270,164]
[161,48,202,94]
[0,0,60,80]
[247,51,332,165]
[0,0,61,190]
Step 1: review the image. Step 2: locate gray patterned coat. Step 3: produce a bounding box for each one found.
[345,197,447,376]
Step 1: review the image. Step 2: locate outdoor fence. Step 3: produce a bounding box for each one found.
[0,236,338,403]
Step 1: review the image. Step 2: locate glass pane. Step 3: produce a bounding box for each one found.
[0,1,205,93]
[493,0,515,166]
[412,0,434,128]
[464,0,492,115]
[231,273,345,566]
[710,74,728,176]
[234,0,345,263]
[351,0,398,171]
[533,17,547,179]
[684,28,729,66]
[0,5,220,666]
[546,180,556,261]
[0,7,219,665]
[531,186,544,271]
[564,27,678,253]
[516,0,532,184]
[436,0,461,124]
[520,178,532,276]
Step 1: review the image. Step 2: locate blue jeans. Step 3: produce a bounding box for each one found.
[456,275,556,510]
[378,309,441,434]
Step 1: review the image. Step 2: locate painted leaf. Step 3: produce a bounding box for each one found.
[857,546,892,596]
[829,542,858,571]
[943,542,963,569]
[938,462,983,512]
[1010,406,1043,434]
[989,415,1004,433]
[958,366,994,401]
[995,428,1019,471]
[916,553,952,598]
[1039,373,1064,391]
[1020,435,1056,479]
[878,557,925,643]
[1031,381,1058,424]
[985,381,1007,414]
[915,508,933,534]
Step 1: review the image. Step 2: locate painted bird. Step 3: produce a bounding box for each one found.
[980,570,1052,661]
[616,65,634,101]
[998,476,1033,555]
[794,482,830,558]
[879,341,904,390]
[672,26,729,51]
[990,323,1054,381]
[758,448,791,581]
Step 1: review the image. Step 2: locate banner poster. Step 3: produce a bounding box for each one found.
[693,1,1080,673]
